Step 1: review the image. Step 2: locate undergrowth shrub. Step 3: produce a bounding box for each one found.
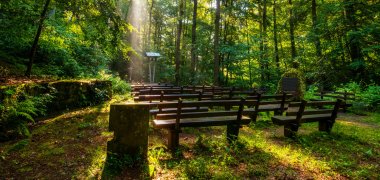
[305,82,380,113]
[97,71,131,95]
[0,87,53,141]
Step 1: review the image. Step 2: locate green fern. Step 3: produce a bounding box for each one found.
[0,93,53,139]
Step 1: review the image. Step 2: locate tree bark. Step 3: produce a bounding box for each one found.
[148,0,155,50]
[25,0,51,77]
[344,0,364,81]
[213,0,221,86]
[312,0,322,57]
[175,0,184,85]
[259,0,268,82]
[273,0,280,69]
[288,0,297,60]
[190,0,198,82]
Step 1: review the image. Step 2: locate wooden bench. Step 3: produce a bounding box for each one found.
[137,87,196,95]
[313,90,354,112]
[213,93,293,118]
[134,92,213,102]
[271,99,342,138]
[135,92,213,117]
[248,94,292,115]
[152,99,259,150]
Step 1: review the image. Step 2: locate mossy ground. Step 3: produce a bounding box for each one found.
[1,100,379,179]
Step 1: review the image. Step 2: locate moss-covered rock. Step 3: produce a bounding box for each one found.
[276,68,306,100]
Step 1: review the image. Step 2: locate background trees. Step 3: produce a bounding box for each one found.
[144,0,379,89]
[0,0,379,90]
[0,0,132,78]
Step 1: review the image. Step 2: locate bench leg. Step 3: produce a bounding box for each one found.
[274,110,282,115]
[284,123,299,138]
[319,120,333,133]
[167,129,179,151]
[249,113,258,123]
[227,124,240,143]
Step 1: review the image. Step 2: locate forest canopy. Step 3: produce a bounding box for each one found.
[0,0,379,90]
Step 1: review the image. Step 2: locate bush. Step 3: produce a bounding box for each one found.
[335,82,380,112]
[357,85,380,111]
[97,71,131,95]
[0,89,53,140]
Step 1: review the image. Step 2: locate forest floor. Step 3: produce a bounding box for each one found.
[0,98,379,179]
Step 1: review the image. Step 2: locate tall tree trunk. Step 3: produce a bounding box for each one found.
[175,0,184,85]
[288,0,297,60]
[344,0,364,81]
[273,0,280,69]
[246,19,252,87]
[213,0,221,86]
[312,0,322,57]
[191,0,198,83]
[148,0,155,50]
[25,0,51,77]
[259,0,268,82]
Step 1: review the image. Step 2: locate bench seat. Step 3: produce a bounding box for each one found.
[271,100,341,138]
[152,99,259,150]
[258,104,288,112]
[272,114,332,125]
[150,107,208,115]
[153,116,251,128]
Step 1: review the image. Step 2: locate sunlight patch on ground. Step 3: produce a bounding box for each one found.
[240,128,341,178]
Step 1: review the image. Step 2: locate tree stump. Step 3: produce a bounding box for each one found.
[107,103,150,159]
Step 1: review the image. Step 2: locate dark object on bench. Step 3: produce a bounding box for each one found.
[271,99,342,138]
[152,99,259,150]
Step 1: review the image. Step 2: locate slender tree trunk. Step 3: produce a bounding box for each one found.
[148,0,154,50]
[344,0,364,81]
[181,0,187,64]
[246,19,252,87]
[344,1,362,62]
[288,0,296,60]
[175,0,184,85]
[213,0,221,86]
[263,0,269,81]
[25,0,51,77]
[259,0,268,82]
[312,0,322,57]
[273,0,280,69]
[191,0,198,83]
[259,4,264,82]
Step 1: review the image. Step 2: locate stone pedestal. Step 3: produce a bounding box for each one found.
[107,103,150,159]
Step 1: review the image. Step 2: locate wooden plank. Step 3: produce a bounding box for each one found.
[272,114,332,125]
[153,116,251,128]
[136,94,213,101]
[323,94,355,100]
[149,107,208,115]
[155,109,257,120]
[154,100,257,109]
[286,109,333,116]
[289,101,336,107]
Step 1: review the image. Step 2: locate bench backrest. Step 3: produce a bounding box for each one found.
[314,91,355,101]
[288,99,342,124]
[155,99,259,130]
[134,92,213,102]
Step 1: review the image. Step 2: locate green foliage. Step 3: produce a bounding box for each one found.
[276,68,306,100]
[335,82,379,111]
[315,82,380,113]
[183,157,212,179]
[0,87,53,140]
[97,71,131,95]
[0,0,132,77]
